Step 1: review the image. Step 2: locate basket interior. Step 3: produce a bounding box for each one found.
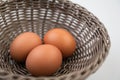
[0,0,107,77]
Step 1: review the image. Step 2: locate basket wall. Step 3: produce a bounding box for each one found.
[0,0,110,80]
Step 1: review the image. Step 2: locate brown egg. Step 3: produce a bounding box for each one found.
[44,28,76,58]
[10,32,42,62]
[26,44,62,76]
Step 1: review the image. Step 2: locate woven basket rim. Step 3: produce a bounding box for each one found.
[0,0,111,80]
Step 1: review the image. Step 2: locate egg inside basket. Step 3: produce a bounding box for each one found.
[0,0,110,80]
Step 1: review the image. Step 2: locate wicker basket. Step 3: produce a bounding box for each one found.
[0,0,111,80]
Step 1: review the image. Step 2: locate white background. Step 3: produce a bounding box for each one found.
[71,0,120,80]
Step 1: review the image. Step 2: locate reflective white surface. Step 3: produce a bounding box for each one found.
[71,0,120,80]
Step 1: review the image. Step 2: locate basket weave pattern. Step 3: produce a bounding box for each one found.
[0,0,110,80]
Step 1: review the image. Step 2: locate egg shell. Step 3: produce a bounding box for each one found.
[44,28,76,57]
[10,32,42,62]
[26,44,62,76]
